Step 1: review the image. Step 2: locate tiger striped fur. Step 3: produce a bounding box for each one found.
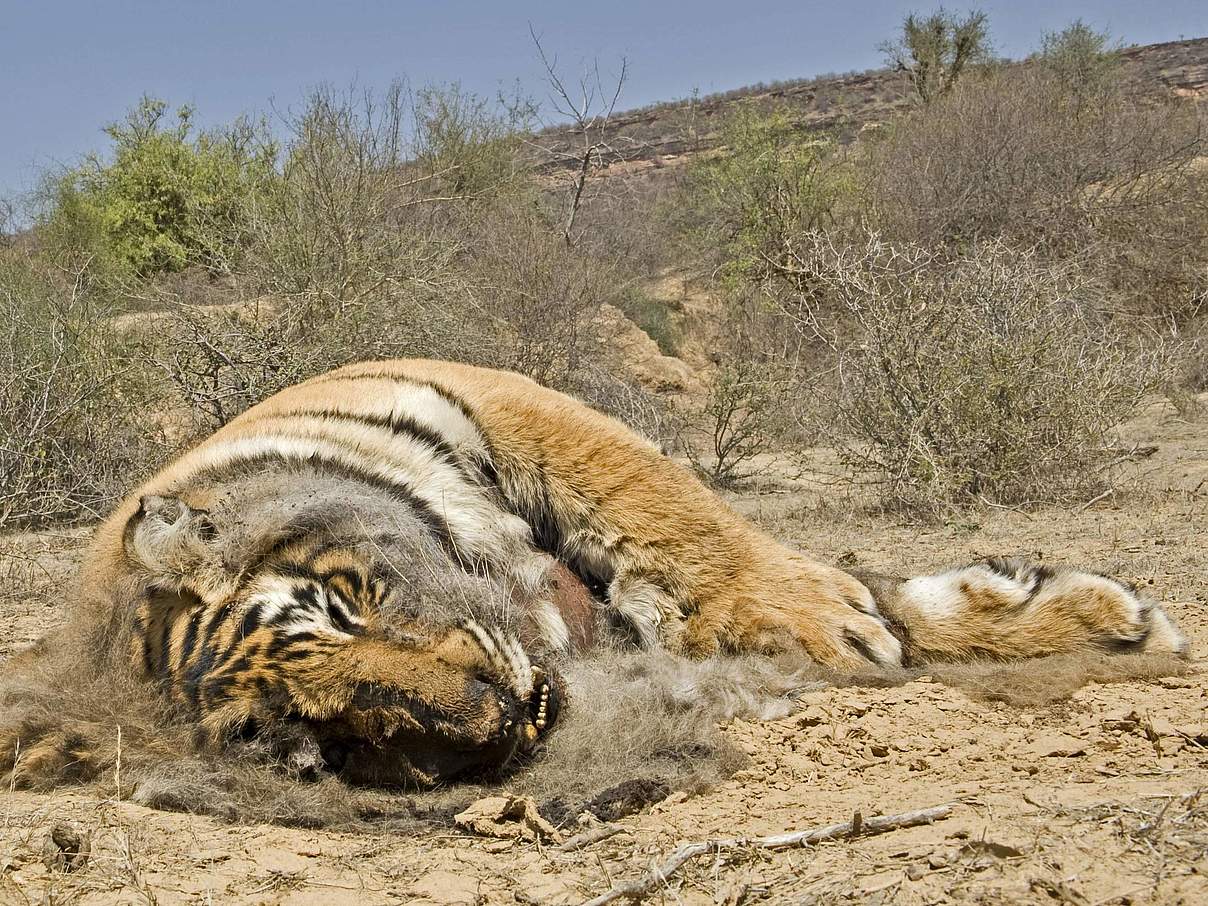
[16,360,1193,787]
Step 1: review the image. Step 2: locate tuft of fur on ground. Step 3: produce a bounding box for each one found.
[925,650,1190,706]
[0,603,1189,832]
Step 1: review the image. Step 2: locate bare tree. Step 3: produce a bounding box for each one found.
[880,8,991,104]
[529,26,633,246]
[0,198,16,246]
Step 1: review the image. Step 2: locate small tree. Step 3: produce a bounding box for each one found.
[41,97,277,279]
[678,360,792,488]
[880,8,991,104]
[529,27,633,247]
[1036,20,1120,96]
[679,105,844,281]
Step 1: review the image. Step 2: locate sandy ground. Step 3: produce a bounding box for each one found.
[0,400,1205,905]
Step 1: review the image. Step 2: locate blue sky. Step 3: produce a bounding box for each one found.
[3,1,1206,205]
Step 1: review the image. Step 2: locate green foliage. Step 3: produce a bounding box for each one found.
[412,83,533,197]
[881,7,992,103]
[681,106,845,281]
[1036,21,1121,96]
[41,97,277,278]
[615,286,681,356]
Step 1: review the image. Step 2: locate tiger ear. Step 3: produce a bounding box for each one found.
[124,494,217,578]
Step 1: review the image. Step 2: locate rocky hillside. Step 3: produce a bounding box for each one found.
[538,36,1208,172]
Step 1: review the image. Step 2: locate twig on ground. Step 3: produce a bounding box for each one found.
[558,823,627,852]
[579,803,954,906]
[977,496,1035,520]
[1076,488,1115,513]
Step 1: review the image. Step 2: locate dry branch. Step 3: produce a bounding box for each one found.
[557,823,627,853]
[580,804,954,905]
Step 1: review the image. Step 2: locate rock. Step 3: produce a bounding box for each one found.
[592,304,698,393]
[651,790,689,813]
[41,823,91,873]
[454,796,562,844]
[906,863,928,881]
[1027,733,1088,758]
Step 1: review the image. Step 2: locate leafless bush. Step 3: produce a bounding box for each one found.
[132,301,321,436]
[452,197,618,386]
[677,360,794,488]
[865,65,1207,317]
[0,252,157,526]
[0,199,16,245]
[566,364,672,448]
[778,233,1161,513]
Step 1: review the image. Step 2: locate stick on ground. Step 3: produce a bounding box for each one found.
[558,823,626,853]
[579,803,954,906]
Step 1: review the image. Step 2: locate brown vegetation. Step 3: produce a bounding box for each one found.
[0,23,1206,900]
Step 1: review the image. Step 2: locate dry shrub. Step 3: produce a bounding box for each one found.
[677,359,795,488]
[135,200,630,438]
[451,196,614,386]
[781,234,1160,513]
[221,83,453,312]
[0,252,159,527]
[866,64,1207,318]
[115,83,637,437]
[132,301,321,437]
[563,363,672,449]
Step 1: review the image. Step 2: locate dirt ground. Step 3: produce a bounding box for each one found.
[0,398,1205,905]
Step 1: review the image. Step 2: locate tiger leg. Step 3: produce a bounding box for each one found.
[857,558,1189,663]
[599,552,904,671]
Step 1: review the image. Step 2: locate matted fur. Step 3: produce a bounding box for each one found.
[0,359,1192,826]
[0,626,1186,829]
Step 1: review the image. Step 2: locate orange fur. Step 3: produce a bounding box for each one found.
[17,359,1185,791]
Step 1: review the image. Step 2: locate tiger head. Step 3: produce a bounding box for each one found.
[118,469,564,788]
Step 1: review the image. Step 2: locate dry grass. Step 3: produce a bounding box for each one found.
[0,253,160,528]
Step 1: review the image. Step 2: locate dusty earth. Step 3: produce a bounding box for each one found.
[0,398,1205,905]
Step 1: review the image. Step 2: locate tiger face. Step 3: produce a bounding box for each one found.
[120,471,563,788]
